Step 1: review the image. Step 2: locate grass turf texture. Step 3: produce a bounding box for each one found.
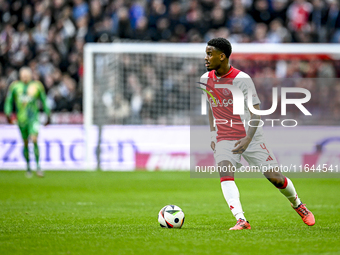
[0,171,339,255]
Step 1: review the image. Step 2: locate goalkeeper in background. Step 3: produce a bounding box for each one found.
[4,67,51,177]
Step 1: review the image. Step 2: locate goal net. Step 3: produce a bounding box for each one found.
[83,43,340,170]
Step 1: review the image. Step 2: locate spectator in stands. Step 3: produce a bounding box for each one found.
[150,17,172,41]
[309,0,329,42]
[227,5,255,36]
[326,0,340,42]
[134,16,151,41]
[103,92,130,124]
[251,0,272,24]
[209,7,227,29]
[253,23,268,42]
[168,1,183,31]
[185,0,209,36]
[73,0,88,21]
[116,7,133,39]
[267,19,292,43]
[148,0,166,29]
[22,5,34,29]
[271,0,288,23]
[287,0,313,41]
[129,0,145,30]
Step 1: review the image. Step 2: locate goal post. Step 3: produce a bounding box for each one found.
[83,43,340,170]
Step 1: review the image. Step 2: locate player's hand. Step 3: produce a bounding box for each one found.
[6,115,13,124]
[45,116,51,126]
[211,141,216,152]
[232,136,252,154]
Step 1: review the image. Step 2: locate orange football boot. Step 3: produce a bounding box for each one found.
[229,218,251,230]
[293,203,315,226]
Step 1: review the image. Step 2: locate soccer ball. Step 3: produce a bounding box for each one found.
[158,205,185,228]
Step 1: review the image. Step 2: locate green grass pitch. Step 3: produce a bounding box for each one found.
[0,171,339,255]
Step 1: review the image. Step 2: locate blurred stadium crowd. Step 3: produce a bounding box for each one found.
[0,0,340,124]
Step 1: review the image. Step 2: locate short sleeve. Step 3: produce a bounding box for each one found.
[243,77,261,106]
[200,72,209,102]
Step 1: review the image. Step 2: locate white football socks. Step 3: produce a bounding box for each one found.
[221,179,246,221]
[220,176,301,222]
[278,177,301,208]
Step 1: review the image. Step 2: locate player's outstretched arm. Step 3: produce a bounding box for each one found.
[232,104,261,154]
[38,82,51,125]
[4,83,15,124]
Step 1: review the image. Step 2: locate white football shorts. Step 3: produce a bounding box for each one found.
[214,137,278,171]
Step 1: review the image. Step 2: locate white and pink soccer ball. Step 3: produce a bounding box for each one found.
[158,205,185,228]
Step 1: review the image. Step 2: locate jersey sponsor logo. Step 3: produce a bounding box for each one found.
[19,95,32,105]
[210,98,233,107]
[230,205,234,210]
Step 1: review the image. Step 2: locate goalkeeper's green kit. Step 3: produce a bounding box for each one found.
[4,80,50,139]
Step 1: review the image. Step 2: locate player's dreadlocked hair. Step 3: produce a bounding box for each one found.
[207,38,232,58]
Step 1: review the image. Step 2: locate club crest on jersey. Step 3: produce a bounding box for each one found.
[223,88,231,96]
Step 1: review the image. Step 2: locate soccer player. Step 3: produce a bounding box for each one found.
[200,38,315,230]
[4,67,51,177]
